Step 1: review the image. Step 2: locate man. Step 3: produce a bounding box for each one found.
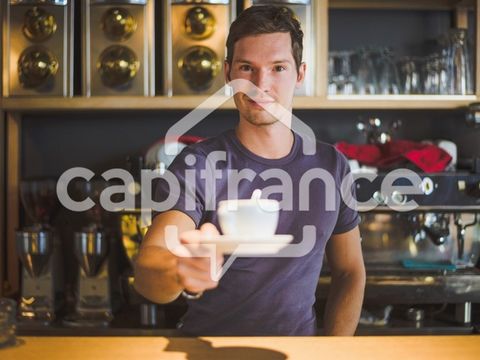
[134,5,365,336]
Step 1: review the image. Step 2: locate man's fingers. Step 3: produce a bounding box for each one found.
[177,264,219,291]
[199,222,220,236]
[179,229,202,244]
[180,255,222,273]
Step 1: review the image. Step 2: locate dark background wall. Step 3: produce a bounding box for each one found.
[329,9,476,55]
[21,109,480,179]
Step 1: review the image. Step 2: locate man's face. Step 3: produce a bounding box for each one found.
[225,32,305,127]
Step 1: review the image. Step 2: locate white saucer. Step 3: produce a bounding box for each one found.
[198,234,293,255]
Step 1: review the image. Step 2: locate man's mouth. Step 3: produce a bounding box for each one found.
[246,96,275,108]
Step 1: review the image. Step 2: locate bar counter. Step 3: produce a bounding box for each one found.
[1,335,479,359]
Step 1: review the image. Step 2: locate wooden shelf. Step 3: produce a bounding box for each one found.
[0,96,236,111]
[0,94,477,112]
[320,94,478,109]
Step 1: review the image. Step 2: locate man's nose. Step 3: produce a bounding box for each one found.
[252,69,271,92]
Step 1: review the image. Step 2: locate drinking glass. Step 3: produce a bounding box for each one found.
[328,51,355,95]
[327,52,340,95]
[424,54,441,94]
[377,48,401,94]
[398,56,422,94]
[354,48,378,95]
[338,51,355,95]
[438,48,450,94]
[446,28,473,95]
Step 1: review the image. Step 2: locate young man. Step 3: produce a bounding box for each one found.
[134,6,365,336]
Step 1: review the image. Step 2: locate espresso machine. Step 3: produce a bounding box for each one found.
[318,172,480,334]
[16,179,63,325]
[63,179,114,327]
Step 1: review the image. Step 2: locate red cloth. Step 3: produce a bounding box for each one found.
[336,140,452,173]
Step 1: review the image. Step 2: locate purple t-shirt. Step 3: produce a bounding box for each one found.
[153,129,359,336]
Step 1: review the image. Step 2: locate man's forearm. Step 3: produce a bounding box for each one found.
[323,271,366,336]
[133,246,183,304]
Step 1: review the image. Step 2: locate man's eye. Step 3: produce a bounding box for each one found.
[240,65,252,72]
[274,65,286,72]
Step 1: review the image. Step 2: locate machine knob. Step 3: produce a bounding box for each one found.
[372,191,387,205]
[177,46,221,91]
[101,7,137,42]
[18,47,59,88]
[420,177,434,195]
[23,6,57,42]
[466,181,480,198]
[184,6,216,40]
[391,190,406,205]
[97,45,140,88]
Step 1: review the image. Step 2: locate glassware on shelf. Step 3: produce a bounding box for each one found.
[327,52,339,95]
[339,51,355,95]
[354,48,378,95]
[377,48,401,95]
[328,51,355,95]
[446,28,473,95]
[438,48,450,95]
[398,56,422,94]
[327,25,475,97]
[423,54,441,94]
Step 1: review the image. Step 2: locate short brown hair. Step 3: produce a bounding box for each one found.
[226,5,304,72]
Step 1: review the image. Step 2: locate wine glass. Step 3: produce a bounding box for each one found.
[445,28,473,95]
[398,56,422,94]
[377,48,400,95]
[354,48,378,95]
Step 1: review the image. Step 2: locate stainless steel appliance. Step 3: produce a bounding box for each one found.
[318,172,480,334]
[63,179,114,327]
[244,0,315,96]
[83,0,155,96]
[2,0,73,97]
[163,0,235,96]
[62,230,113,327]
[16,179,63,325]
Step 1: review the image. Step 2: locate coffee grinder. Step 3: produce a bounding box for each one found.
[16,179,63,325]
[63,179,113,327]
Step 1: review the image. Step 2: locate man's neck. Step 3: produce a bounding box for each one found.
[235,119,294,159]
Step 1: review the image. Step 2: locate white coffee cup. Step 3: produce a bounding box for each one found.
[217,199,280,239]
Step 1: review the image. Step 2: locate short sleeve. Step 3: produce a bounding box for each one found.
[152,147,206,227]
[332,151,360,235]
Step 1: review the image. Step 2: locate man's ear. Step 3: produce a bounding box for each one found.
[295,62,306,89]
[224,60,231,83]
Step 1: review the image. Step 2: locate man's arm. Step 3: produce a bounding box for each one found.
[133,210,195,304]
[323,225,366,336]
